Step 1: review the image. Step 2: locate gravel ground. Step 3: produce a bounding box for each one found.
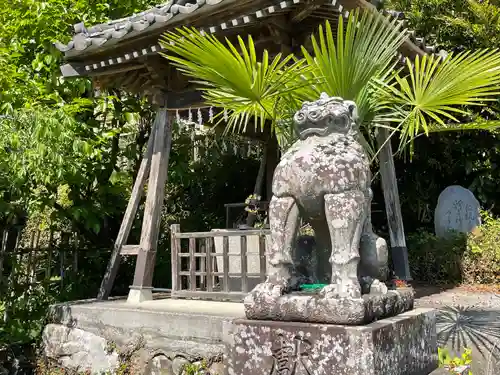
[414,286,500,309]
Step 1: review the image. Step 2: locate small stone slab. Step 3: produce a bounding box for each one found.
[434,185,481,238]
[226,308,438,375]
[244,288,414,325]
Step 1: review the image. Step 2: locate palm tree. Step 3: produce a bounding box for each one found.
[159,8,500,280]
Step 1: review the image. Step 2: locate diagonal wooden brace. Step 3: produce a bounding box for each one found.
[128,108,173,303]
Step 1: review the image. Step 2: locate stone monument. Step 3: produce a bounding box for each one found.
[226,94,438,375]
[434,185,481,238]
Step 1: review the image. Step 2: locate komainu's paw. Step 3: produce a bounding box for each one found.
[243,282,286,305]
[369,279,388,294]
[320,281,361,299]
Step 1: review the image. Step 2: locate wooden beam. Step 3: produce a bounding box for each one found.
[166,90,204,109]
[60,62,144,78]
[144,55,170,88]
[128,105,173,302]
[376,127,412,281]
[97,120,156,300]
[291,0,323,22]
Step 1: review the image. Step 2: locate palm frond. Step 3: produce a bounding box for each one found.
[437,305,500,359]
[301,9,409,124]
[159,27,311,137]
[378,50,500,153]
[427,118,500,133]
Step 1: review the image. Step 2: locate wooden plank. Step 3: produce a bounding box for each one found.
[178,251,261,257]
[121,245,140,255]
[240,235,248,293]
[97,119,156,300]
[171,290,246,302]
[46,230,54,279]
[222,236,230,292]
[133,108,172,290]
[189,238,196,291]
[170,224,181,293]
[376,127,412,281]
[205,237,213,292]
[179,271,262,277]
[73,235,79,273]
[259,235,267,282]
[175,229,270,239]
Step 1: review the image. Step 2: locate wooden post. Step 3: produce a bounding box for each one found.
[222,236,230,292]
[128,105,173,303]
[240,235,248,293]
[376,127,412,281]
[189,237,196,290]
[259,235,266,282]
[205,237,213,292]
[97,118,156,300]
[171,224,181,294]
[265,134,279,201]
[246,144,267,227]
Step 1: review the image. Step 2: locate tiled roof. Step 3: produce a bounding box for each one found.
[56,0,443,77]
[55,0,229,54]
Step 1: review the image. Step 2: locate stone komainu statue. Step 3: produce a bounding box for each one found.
[249,93,388,303]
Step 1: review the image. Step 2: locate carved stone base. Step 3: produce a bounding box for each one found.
[244,287,414,325]
[226,308,438,375]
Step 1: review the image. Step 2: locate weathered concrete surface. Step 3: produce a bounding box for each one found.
[43,324,119,374]
[226,308,438,375]
[43,298,241,374]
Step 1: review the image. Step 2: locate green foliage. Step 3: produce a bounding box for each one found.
[438,347,473,374]
[160,27,310,146]
[385,0,500,50]
[0,125,261,349]
[462,211,500,284]
[407,212,500,284]
[182,360,209,375]
[406,230,466,284]
[382,0,500,214]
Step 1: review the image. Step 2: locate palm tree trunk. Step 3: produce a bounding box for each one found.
[376,128,412,282]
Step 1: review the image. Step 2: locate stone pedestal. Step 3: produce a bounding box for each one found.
[225,308,438,375]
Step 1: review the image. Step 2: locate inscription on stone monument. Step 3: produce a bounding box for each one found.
[269,333,313,375]
[434,185,481,238]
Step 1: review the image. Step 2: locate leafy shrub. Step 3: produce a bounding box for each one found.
[407,212,500,285]
[438,347,473,375]
[462,212,500,285]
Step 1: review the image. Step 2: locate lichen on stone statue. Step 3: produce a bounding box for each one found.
[244,93,413,325]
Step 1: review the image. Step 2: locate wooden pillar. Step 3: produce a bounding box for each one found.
[376,127,412,281]
[128,103,173,303]
[265,134,279,201]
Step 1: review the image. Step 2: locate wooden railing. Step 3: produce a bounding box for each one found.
[170,224,270,301]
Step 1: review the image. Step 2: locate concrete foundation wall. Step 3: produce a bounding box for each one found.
[43,298,242,375]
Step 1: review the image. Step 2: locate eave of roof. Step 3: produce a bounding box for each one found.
[57,0,442,79]
[55,0,245,59]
